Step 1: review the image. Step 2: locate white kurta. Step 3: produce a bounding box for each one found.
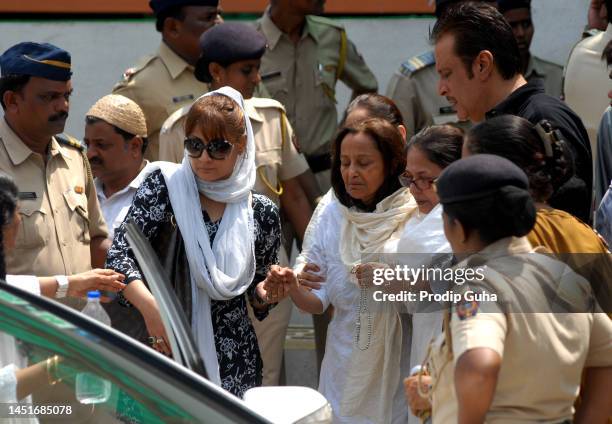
[296,194,449,424]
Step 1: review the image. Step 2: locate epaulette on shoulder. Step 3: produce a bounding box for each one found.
[120,54,156,82]
[399,51,436,76]
[55,133,85,152]
[161,103,191,134]
[248,97,286,112]
[582,28,601,38]
[306,14,344,31]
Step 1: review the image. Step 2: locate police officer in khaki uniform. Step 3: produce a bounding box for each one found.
[405,156,612,422]
[112,0,222,161]
[0,42,108,291]
[160,23,313,386]
[256,0,378,193]
[498,0,564,99]
[564,0,612,168]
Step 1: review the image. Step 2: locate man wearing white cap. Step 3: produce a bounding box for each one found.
[84,94,152,239]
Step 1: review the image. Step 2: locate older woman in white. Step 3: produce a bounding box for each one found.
[267,118,417,423]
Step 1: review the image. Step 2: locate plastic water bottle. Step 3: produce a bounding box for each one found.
[75,291,112,404]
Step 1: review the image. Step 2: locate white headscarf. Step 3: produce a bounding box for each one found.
[156,86,256,385]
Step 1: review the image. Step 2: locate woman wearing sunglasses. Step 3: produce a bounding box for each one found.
[106,86,281,397]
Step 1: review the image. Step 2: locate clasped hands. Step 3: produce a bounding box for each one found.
[262,262,325,303]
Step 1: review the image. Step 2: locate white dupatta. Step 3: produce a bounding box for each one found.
[338,188,417,423]
[156,87,256,385]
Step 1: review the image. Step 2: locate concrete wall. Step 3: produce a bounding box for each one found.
[0,0,589,139]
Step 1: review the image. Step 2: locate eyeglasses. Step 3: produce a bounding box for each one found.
[184,136,233,160]
[398,172,438,191]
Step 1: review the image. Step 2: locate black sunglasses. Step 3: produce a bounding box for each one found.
[184,136,233,160]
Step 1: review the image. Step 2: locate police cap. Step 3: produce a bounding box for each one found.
[0,42,71,81]
[194,22,267,83]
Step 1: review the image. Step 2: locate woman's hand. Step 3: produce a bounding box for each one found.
[352,262,390,288]
[296,263,325,290]
[67,269,126,300]
[403,374,432,417]
[263,265,297,303]
[141,301,172,356]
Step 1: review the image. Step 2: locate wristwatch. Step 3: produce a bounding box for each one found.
[54,275,69,298]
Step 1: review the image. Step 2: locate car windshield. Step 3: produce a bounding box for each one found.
[0,281,268,424]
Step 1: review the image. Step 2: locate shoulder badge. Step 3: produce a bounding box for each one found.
[455,300,479,321]
[399,51,436,76]
[120,54,156,82]
[582,28,601,38]
[55,133,85,152]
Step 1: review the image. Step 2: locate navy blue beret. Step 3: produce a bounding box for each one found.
[0,42,71,81]
[497,0,531,14]
[149,0,219,15]
[195,23,267,83]
[436,154,530,204]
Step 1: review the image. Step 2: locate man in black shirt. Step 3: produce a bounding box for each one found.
[431,2,592,221]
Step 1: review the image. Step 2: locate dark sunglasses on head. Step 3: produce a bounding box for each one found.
[184,136,233,160]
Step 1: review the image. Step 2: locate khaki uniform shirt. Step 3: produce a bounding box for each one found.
[564,24,612,160]
[428,237,612,423]
[0,118,108,277]
[386,51,469,139]
[159,96,310,205]
[256,13,377,157]
[112,42,209,162]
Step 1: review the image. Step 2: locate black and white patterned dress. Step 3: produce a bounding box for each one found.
[106,169,280,397]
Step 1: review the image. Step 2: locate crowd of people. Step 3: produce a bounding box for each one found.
[0,0,612,423]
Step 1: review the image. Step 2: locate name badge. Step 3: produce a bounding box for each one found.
[172,94,194,103]
[18,192,37,200]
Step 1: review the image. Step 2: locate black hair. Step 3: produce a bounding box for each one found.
[407,125,463,168]
[430,2,522,79]
[155,5,186,32]
[443,186,536,244]
[0,173,19,281]
[466,115,572,203]
[85,116,148,154]
[602,39,612,66]
[0,74,31,110]
[344,93,404,128]
[331,118,406,212]
[608,0,612,25]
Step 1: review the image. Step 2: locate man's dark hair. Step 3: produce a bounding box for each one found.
[0,74,31,110]
[331,118,405,212]
[155,5,186,32]
[0,172,18,280]
[602,39,612,66]
[430,2,522,80]
[85,116,148,154]
[607,0,612,25]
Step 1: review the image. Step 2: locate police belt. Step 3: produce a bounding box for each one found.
[306,152,332,174]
